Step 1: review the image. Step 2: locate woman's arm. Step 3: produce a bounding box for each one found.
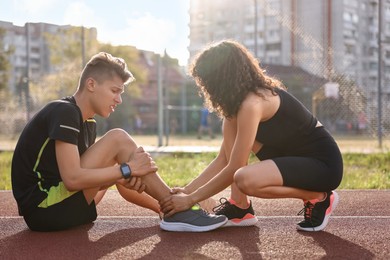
[183,141,228,193]
[190,101,262,203]
[161,96,264,216]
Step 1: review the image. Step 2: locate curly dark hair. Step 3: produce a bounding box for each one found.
[189,40,285,118]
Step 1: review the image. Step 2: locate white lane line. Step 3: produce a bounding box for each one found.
[1,216,389,219]
[256,216,390,219]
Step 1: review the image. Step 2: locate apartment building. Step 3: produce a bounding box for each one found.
[0,21,97,93]
[188,0,390,98]
[188,0,390,135]
[0,20,188,134]
[131,50,186,133]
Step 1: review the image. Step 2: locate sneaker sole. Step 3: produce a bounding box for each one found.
[297,191,340,232]
[223,213,258,227]
[160,218,228,232]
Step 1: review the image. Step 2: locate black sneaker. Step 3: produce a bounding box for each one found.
[297,191,339,232]
[213,198,258,227]
[160,204,227,232]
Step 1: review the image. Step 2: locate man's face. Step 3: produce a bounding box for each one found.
[91,75,125,118]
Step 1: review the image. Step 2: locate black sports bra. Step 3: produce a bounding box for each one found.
[255,88,318,147]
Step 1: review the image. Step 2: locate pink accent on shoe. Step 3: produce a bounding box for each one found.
[326,192,339,215]
[304,192,327,205]
[230,213,256,223]
[228,198,237,205]
[303,198,319,206]
[228,213,257,226]
[229,198,251,209]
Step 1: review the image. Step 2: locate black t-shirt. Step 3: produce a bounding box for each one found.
[11,96,96,216]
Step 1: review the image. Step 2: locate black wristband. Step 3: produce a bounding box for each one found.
[120,163,131,179]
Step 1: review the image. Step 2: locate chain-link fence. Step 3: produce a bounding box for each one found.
[1,0,389,149]
[260,0,390,148]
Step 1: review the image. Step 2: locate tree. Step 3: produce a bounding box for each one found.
[36,28,148,133]
[0,27,20,135]
[31,26,100,106]
[93,44,148,133]
[35,27,145,103]
[0,27,12,91]
[98,43,147,96]
[46,26,99,68]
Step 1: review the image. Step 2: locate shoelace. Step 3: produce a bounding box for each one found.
[297,201,315,222]
[212,197,230,214]
[192,204,210,216]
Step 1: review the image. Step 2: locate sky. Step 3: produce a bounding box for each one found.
[0,0,190,65]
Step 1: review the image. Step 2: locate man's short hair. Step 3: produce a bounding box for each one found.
[78,52,135,89]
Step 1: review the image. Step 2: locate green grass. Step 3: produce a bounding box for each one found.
[154,152,216,187]
[0,151,13,190]
[1,151,389,190]
[341,153,390,189]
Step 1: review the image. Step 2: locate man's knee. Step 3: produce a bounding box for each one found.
[98,128,138,155]
[105,128,135,144]
[106,128,128,138]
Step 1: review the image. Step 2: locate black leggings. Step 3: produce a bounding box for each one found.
[256,127,343,192]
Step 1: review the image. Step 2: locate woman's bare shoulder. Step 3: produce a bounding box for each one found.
[240,90,280,120]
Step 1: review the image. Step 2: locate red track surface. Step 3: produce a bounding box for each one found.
[1,189,389,259]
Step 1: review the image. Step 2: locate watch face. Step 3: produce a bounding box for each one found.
[121,164,131,178]
[122,166,130,174]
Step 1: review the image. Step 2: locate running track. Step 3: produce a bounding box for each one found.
[0,189,389,259]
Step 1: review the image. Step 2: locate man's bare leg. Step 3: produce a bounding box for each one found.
[79,129,171,206]
[117,185,160,213]
[78,128,228,232]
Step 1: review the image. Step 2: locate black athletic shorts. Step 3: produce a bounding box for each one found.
[256,127,343,192]
[23,191,97,232]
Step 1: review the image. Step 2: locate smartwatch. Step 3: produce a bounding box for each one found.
[120,163,132,179]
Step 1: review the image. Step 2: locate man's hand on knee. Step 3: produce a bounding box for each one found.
[128,146,158,176]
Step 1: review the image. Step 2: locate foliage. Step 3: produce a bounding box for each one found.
[155,152,390,189]
[0,152,12,190]
[32,28,149,132]
[0,89,27,135]
[93,44,150,134]
[45,26,99,67]
[0,27,13,91]
[1,151,389,190]
[29,63,80,106]
[98,43,146,98]
[340,152,390,189]
[155,153,214,187]
[0,31,26,136]
[29,27,100,106]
